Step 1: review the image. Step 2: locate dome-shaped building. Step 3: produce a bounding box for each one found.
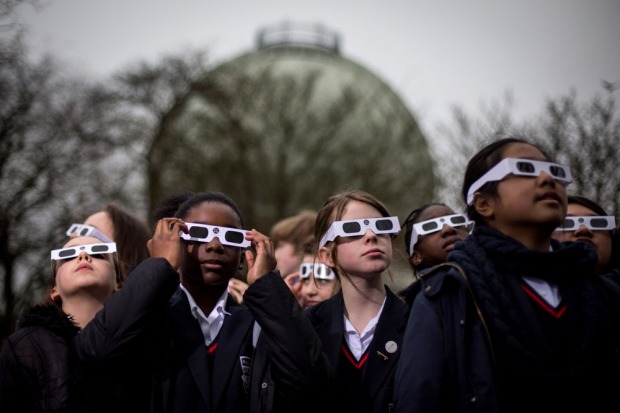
[149,21,436,233]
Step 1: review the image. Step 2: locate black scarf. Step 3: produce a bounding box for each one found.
[449,226,611,378]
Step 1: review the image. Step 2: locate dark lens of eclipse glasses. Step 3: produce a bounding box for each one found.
[189,226,209,238]
[516,161,535,173]
[225,231,245,244]
[421,221,439,232]
[59,248,77,258]
[549,165,565,178]
[590,218,609,228]
[342,221,362,234]
[375,219,394,231]
[450,216,466,225]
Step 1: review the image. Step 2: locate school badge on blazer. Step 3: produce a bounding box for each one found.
[240,356,251,392]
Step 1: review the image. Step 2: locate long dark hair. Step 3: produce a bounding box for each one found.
[462,132,551,226]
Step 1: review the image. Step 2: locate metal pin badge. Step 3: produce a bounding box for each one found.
[385,340,398,354]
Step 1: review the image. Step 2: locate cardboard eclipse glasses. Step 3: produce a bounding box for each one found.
[555,215,616,232]
[51,242,117,261]
[319,216,400,247]
[408,213,473,255]
[299,263,335,280]
[467,158,572,205]
[66,223,113,243]
[180,223,251,248]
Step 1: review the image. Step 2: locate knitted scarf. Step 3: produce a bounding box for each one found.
[449,226,609,379]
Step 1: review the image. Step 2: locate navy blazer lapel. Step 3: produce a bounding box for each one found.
[169,288,213,409]
[363,287,409,399]
[211,297,255,409]
[310,292,345,367]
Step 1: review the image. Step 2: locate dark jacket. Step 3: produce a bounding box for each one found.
[0,303,143,413]
[0,303,84,413]
[0,257,179,413]
[76,259,330,413]
[393,226,620,413]
[306,286,409,413]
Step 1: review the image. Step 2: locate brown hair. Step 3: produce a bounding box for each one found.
[270,210,318,254]
[103,203,150,281]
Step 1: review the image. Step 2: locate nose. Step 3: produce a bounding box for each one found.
[574,224,593,237]
[77,251,92,261]
[203,236,225,251]
[306,280,318,295]
[538,171,557,186]
[440,224,457,236]
[363,228,378,242]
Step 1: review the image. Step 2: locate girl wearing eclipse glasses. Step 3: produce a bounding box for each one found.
[398,202,473,308]
[297,239,340,308]
[0,236,123,412]
[305,189,409,413]
[393,133,620,413]
[552,195,619,276]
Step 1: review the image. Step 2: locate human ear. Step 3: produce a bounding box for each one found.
[318,245,335,268]
[412,251,423,266]
[50,287,60,302]
[474,194,495,219]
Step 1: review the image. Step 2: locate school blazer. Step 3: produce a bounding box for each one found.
[305,286,409,413]
[77,260,330,413]
[159,272,330,413]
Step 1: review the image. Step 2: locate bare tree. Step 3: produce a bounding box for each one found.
[431,85,620,218]
[532,84,620,216]
[149,64,436,232]
[431,91,520,210]
[0,33,138,337]
[105,47,211,226]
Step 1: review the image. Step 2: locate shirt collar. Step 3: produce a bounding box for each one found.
[179,283,231,320]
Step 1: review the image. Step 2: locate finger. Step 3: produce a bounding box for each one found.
[228,286,243,304]
[248,230,272,250]
[245,249,256,269]
[284,272,299,285]
[292,282,303,297]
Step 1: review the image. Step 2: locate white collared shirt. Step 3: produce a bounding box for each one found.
[343,297,386,360]
[522,276,561,308]
[520,244,562,308]
[180,284,230,346]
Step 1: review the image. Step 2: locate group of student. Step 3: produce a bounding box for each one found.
[1,131,620,413]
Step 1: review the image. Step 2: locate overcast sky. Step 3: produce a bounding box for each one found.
[16,0,620,134]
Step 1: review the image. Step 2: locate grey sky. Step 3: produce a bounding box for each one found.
[16,0,620,134]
